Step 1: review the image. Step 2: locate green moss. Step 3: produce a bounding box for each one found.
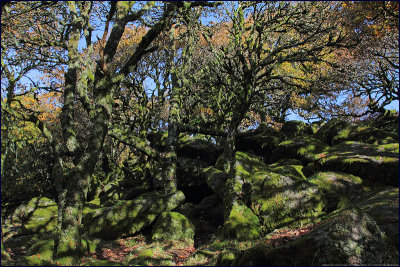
[269,164,307,180]
[251,171,325,232]
[318,141,399,186]
[272,136,330,163]
[308,171,364,211]
[22,237,95,266]
[315,119,349,145]
[222,202,262,241]
[139,248,155,258]
[85,191,185,239]
[82,260,125,266]
[332,122,398,145]
[204,167,227,199]
[234,207,395,265]
[218,251,237,265]
[18,198,58,235]
[83,199,102,217]
[1,242,11,261]
[281,120,311,138]
[128,246,175,266]
[151,212,195,244]
[275,158,304,166]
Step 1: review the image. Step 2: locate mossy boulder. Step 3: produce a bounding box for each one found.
[216,251,238,266]
[84,190,185,239]
[308,171,364,211]
[314,119,350,145]
[23,237,96,266]
[251,171,325,232]
[222,202,262,241]
[151,212,195,244]
[268,159,306,180]
[234,207,395,266]
[302,162,320,177]
[175,195,224,239]
[281,120,312,138]
[373,111,399,133]
[318,141,399,186]
[310,120,325,134]
[98,183,125,204]
[218,152,325,234]
[120,183,151,200]
[356,187,399,261]
[332,122,398,145]
[6,197,56,225]
[176,157,209,188]
[203,167,227,199]
[236,127,283,159]
[177,137,222,165]
[221,152,271,209]
[23,238,54,266]
[16,197,58,235]
[271,136,330,164]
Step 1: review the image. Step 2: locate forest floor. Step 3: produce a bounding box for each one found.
[2,218,327,266]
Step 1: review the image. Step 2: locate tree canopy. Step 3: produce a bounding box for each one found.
[1,1,399,265]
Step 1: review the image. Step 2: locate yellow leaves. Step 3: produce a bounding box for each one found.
[5,92,61,144]
[199,107,214,116]
[290,93,308,109]
[20,92,61,123]
[116,25,148,52]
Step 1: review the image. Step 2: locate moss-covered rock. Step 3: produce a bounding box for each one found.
[16,197,58,235]
[176,157,209,188]
[234,207,395,266]
[233,151,271,179]
[310,120,325,134]
[175,195,224,239]
[281,120,312,138]
[271,136,330,164]
[314,119,350,145]
[177,137,222,165]
[217,251,238,266]
[268,160,307,181]
[356,187,399,261]
[84,190,185,239]
[98,183,125,204]
[222,202,262,241]
[203,167,227,200]
[332,122,398,145]
[302,162,320,177]
[120,183,151,200]
[23,238,54,266]
[235,127,283,159]
[308,171,364,211]
[318,141,399,186]
[23,236,96,266]
[151,212,195,244]
[6,197,56,225]
[217,151,325,234]
[251,171,325,232]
